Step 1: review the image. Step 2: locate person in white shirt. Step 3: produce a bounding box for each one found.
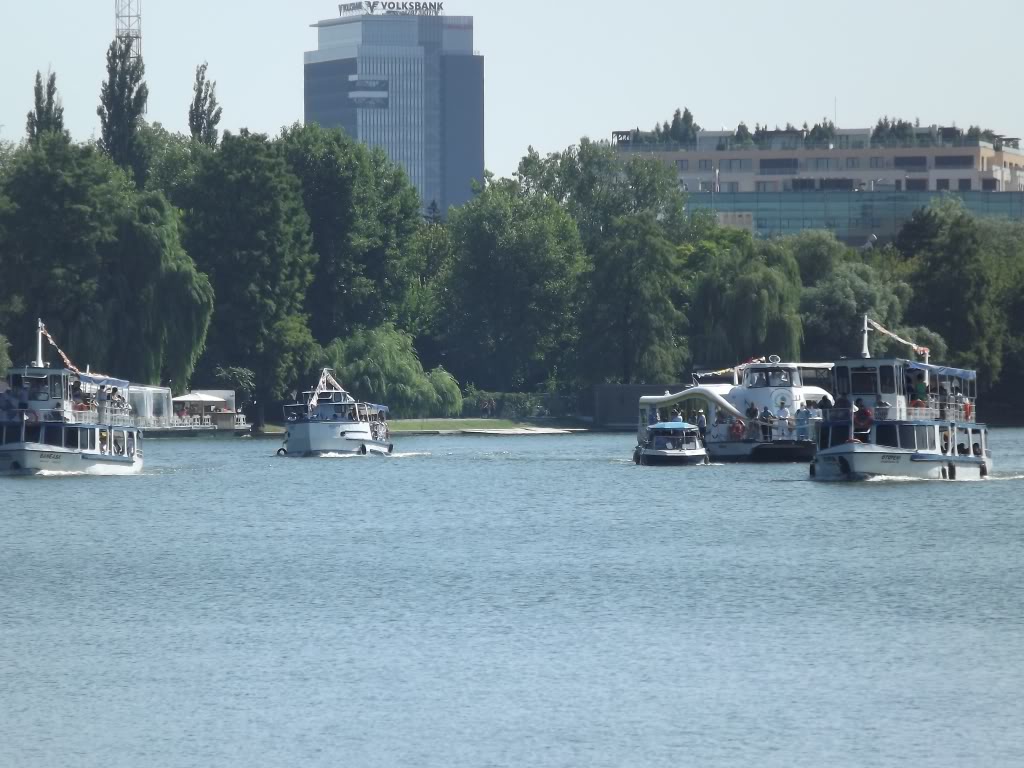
[775,400,792,439]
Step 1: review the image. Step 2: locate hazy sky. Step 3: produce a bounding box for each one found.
[2,1,1022,177]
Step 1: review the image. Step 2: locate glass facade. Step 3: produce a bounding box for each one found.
[687,191,1024,243]
[304,14,484,213]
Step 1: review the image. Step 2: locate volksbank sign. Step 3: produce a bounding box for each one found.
[339,1,444,15]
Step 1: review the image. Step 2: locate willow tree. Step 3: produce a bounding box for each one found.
[687,230,803,366]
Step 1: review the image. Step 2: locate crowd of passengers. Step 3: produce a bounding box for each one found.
[0,380,127,419]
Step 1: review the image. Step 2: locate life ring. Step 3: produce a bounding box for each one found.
[909,399,927,408]
[853,409,873,430]
[729,420,745,440]
[276,447,287,456]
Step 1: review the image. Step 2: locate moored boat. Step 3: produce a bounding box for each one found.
[0,321,143,476]
[278,368,393,457]
[810,317,991,481]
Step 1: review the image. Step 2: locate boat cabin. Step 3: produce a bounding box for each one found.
[283,387,389,424]
[645,422,702,452]
[818,358,987,457]
[2,365,133,426]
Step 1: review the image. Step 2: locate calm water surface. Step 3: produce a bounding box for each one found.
[2,429,1024,767]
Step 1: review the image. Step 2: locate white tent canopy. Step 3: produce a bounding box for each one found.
[172,392,226,403]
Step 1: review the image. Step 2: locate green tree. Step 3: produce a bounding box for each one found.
[577,213,687,383]
[734,122,753,147]
[444,178,586,391]
[181,130,317,426]
[316,323,461,417]
[97,36,149,187]
[26,70,68,145]
[188,62,222,147]
[277,123,421,344]
[138,122,210,204]
[0,334,11,373]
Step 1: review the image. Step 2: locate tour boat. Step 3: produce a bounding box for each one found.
[640,356,835,462]
[633,420,709,466]
[278,368,393,457]
[809,317,992,481]
[0,321,143,476]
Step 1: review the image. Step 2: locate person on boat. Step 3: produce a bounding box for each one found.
[972,442,982,457]
[794,403,811,440]
[669,408,680,422]
[744,401,759,439]
[914,373,928,402]
[759,405,775,441]
[696,409,707,443]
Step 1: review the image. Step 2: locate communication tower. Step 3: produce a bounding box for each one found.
[115,0,142,61]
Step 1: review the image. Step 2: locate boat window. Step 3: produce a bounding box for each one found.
[65,427,81,450]
[113,430,125,456]
[939,427,951,454]
[766,368,800,387]
[818,426,830,450]
[970,428,983,456]
[915,426,934,451]
[50,376,64,400]
[748,370,768,388]
[86,428,96,451]
[26,376,49,401]
[25,424,41,443]
[850,367,878,394]
[99,429,109,454]
[43,425,63,447]
[127,432,136,456]
[875,423,899,448]
[898,424,916,450]
[880,365,896,394]
[834,366,850,396]
[0,424,16,444]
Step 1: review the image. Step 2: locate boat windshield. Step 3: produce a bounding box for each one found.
[747,368,801,388]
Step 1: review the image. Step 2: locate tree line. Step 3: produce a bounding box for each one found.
[2,41,1023,423]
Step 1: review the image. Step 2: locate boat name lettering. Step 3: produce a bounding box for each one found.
[881,455,901,463]
[39,452,61,461]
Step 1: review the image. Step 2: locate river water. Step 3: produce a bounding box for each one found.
[2,430,1024,767]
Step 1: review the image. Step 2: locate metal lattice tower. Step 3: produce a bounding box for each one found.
[114,0,142,61]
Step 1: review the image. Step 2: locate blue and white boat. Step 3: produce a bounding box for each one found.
[0,321,143,476]
[278,368,393,457]
[633,420,709,466]
[810,316,992,481]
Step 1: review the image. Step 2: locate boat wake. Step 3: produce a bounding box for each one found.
[389,451,431,458]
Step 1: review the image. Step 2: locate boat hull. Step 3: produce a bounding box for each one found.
[707,438,816,463]
[280,420,393,457]
[0,444,143,476]
[810,444,991,481]
[634,447,709,466]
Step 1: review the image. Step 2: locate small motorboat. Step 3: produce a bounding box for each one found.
[633,421,709,466]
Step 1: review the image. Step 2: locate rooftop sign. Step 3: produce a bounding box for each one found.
[339,1,444,15]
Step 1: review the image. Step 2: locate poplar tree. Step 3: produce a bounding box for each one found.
[26,70,68,145]
[188,62,223,147]
[97,37,149,187]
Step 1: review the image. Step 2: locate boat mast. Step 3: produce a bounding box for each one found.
[860,314,871,359]
[35,318,44,367]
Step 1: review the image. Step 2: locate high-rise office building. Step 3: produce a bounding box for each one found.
[304,4,484,213]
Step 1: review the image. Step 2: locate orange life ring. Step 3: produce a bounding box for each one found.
[853,409,873,430]
[729,420,745,440]
[909,399,926,408]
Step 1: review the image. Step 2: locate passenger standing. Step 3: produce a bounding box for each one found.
[759,405,775,441]
[696,409,707,444]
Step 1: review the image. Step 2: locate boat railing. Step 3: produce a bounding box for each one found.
[0,406,134,427]
[706,414,820,443]
[234,414,248,428]
[822,403,976,424]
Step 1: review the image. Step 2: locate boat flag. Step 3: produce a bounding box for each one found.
[40,323,82,374]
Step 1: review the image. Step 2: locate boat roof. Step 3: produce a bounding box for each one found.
[649,421,698,430]
[7,366,129,390]
[835,358,977,381]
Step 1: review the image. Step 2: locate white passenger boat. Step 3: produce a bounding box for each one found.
[641,357,834,462]
[633,420,709,466]
[0,321,143,476]
[810,317,992,481]
[278,368,393,457]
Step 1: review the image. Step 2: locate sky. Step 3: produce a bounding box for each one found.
[1,0,1022,178]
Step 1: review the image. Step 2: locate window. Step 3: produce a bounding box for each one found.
[917,426,936,451]
[936,179,950,191]
[698,159,712,171]
[756,181,778,192]
[895,180,902,191]
[65,428,80,450]
[720,181,739,193]
[24,425,41,443]
[935,155,974,169]
[699,181,713,192]
[870,157,885,169]
[981,179,996,191]
[898,424,916,449]
[759,158,798,174]
[834,366,850,395]
[675,159,688,171]
[875,423,899,448]
[906,178,927,191]
[894,156,927,170]
[846,157,860,169]
[850,367,877,394]
[43,426,63,447]
[792,178,816,191]
[880,365,896,394]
